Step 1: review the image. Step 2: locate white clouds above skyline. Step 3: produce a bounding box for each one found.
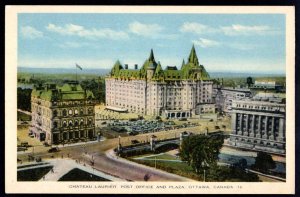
[20,26,43,39]
[129,21,163,37]
[128,21,178,39]
[46,23,129,40]
[180,22,278,37]
[180,22,218,34]
[18,14,285,74]
[220,24,275,36]
[193,38,221,48]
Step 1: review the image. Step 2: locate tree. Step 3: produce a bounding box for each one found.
[179,134,224,174]
[252,152,276,173]
[17,88,32,111]
[246,76,253,87]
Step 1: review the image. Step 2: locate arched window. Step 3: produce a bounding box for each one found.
[69,120,73,127]
[68,109,73,115]
[88,118,92,126]
[74,109,78,115]
[74,120,79,127]
[63,121,67,127]
[53,121,58,128]
[80,119,84,126]
[88,108,93,114]
[63,109,67,116]
[53,110,58,117]
[80,108,84,115]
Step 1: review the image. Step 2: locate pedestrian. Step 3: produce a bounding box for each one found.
[43,176,45,180]
[61,154,63,159]
[67,153,70,158]
[51,168,54,173]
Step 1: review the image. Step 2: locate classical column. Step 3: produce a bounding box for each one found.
[250,115,255,137]
[270,117,275,140]
[231,112,237,134]
[263,116,268,139]
[256,115,261,138]
[244,114,249,136]
[238,114,243,135]
[278,118,285,142]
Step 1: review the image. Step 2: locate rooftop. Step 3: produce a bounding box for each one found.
[108,45,210,81]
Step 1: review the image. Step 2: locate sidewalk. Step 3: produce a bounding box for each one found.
[39,158,124,182]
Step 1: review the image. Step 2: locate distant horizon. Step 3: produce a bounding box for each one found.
[17,66,286,77]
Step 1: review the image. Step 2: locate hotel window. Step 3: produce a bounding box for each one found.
[53,110,58,117]
[63,109,67,117]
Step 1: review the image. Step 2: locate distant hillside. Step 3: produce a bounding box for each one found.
[18,67,285,78]
[209,72,285,78]
[18,67,110,76]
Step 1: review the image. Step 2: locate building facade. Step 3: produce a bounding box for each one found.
[29,81,96,145]
[228,95,286,154]
[213,86,252,114]
[105,46,214,118]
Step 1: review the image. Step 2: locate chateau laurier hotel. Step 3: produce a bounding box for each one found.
[105,46,215,118]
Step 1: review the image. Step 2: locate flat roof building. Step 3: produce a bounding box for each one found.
[228,94,286,155]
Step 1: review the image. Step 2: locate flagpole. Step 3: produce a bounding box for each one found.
[76,64,78,82]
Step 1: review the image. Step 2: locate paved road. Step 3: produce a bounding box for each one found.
[80,149,194,182]
[18,136,195,181]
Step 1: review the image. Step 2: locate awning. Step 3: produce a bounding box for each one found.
[105,106,128,112]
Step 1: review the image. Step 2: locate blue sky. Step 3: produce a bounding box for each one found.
[18,13,286,74]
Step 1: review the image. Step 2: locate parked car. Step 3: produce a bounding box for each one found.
[48,147,60,153]
[131,140,140,144]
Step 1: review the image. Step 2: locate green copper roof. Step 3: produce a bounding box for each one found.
[108,45,210,81]
[31,82,94,101]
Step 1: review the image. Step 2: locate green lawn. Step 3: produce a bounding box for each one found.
[130,154,259,182]
[141,153,179,160]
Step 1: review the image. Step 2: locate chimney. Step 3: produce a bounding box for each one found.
[134,64,138,70]
[125,64,128,69]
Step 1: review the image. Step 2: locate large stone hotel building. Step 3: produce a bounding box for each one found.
[29,81,96,145]
[105,46,215,118]
[228,94,286,154]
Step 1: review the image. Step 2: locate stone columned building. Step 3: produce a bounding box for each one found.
[229,95,286,154]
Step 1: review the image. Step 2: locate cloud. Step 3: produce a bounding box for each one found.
[193,38,221,48]
[221,24,275,36]
[180,22,218,34]
[20,26,43,39]
[46,23,129,40]
[56,42,93,49]
[128,21,178,39]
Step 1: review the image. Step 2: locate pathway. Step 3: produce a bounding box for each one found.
[39,159,124,182]
[80,149,196,182]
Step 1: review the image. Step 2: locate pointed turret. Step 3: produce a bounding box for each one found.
[149,49,155,62]
[188,44,199,66]
[154,61,163,75]
[110,60,123,77]
[181,59,186,69]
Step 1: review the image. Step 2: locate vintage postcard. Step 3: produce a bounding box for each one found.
[5,6,295,194]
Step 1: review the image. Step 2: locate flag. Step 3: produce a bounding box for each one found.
[76,64,83,70]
